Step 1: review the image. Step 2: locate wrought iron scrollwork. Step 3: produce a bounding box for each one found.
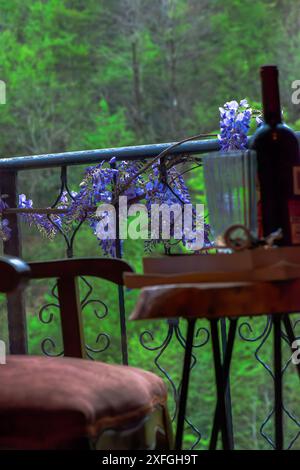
[40,337,64,357]
[139,318,210,449]
[80,276,111,359]
[238,315,300,449]
[47,166,87,258]
[281,317,300,449]
[38,276,111,359]
[38,281,64,356]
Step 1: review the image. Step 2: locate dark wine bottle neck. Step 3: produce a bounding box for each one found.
[261,66,282,126]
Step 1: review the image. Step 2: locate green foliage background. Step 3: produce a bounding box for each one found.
[0,0,300,450]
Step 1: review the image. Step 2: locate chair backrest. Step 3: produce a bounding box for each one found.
[1,256,133,359]
[28,258,134,358]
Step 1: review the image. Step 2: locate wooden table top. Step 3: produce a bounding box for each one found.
[129,279,300,321]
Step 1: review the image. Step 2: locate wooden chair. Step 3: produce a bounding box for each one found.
[0,256,172,450]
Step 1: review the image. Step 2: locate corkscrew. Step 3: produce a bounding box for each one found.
[223,225,283,252]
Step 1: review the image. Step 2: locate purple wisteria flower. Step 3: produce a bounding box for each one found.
[0,218,12,241]
[18,194,57,239]
[0,195,8,213]
[79,159,146,255]
[218,99,252,151]
[0,195,11,241]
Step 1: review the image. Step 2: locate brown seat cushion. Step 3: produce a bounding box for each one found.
[0,355,168,449]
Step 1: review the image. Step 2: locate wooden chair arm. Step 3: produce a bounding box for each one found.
[0,256,30,293]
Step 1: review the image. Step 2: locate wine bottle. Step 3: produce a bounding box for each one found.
[251,65,300,245]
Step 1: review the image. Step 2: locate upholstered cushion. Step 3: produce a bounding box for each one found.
[0,355,168,449]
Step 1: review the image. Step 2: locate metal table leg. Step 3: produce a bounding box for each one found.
[209,318,237,449]
[209,318,237,450]
[175,318,196,450]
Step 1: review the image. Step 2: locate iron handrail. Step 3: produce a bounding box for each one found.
[0,138,220,170]
[1,132,300,171]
